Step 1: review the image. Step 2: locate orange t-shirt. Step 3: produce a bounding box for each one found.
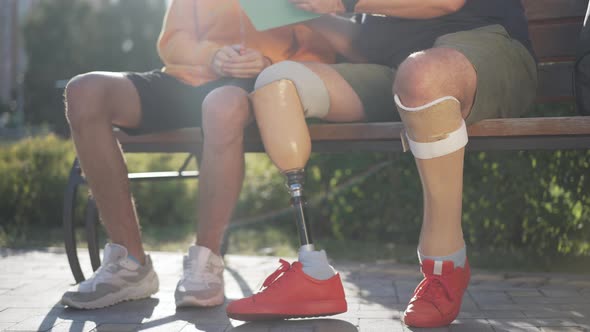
[158,0,336,86]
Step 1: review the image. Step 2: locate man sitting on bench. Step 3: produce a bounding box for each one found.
[225,0,537,327]
[60,0,337,310]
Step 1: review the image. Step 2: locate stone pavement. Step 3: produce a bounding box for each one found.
[0,248,589,332]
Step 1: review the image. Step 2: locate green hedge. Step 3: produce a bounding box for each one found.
[0,135,75,244]
[304,150,590,258]
[0,134,588,259]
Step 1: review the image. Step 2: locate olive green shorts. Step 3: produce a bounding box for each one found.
[331,24,538,125]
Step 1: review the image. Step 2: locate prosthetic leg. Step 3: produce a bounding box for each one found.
[226,78,346,321]
[249,79,315,251]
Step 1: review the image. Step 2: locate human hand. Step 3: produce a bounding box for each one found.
[217,46,272,78]
[289,0,345,14]
[211,45,241,77]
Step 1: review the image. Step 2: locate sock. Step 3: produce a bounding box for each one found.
[298,248,336,280]
[418,246,466,268]
[127,253,142,266]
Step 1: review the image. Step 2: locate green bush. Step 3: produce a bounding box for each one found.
[0,135,75,241]
[1,132,588,261]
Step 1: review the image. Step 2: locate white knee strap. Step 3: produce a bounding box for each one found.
[395,94,468,159]
[255,61,330,119]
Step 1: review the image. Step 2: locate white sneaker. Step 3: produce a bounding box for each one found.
[61,243,159,309]
[175,245,224,307]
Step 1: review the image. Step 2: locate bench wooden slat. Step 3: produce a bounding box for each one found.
[467,117,590,136]
[115,117,590,150]
[524,0,587,22]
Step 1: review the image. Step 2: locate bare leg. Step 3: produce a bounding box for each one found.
[393,48,477,256]
[300,62,366,122]
[65,72,145,263]
[196,86,252,256]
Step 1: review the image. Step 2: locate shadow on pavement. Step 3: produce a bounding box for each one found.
[229,318,358,332]
[36,298,159,331]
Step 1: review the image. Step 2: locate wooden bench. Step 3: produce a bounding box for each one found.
[63,0,590,283]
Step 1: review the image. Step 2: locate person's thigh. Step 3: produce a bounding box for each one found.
[120,71,255,135]
[327,63,398,122]
[434,24,538,125]
[302,62,397,122]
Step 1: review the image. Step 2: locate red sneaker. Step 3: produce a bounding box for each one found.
[226,259,347,321]
[403,259,470,328]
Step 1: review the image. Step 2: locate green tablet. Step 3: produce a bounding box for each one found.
[239,0,321,31]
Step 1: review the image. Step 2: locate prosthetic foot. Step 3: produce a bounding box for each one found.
[226,79,346,321]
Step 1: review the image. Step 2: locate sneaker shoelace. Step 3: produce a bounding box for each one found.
[83,261,120,287]
[255,259,291,294]
[414,273,454,303]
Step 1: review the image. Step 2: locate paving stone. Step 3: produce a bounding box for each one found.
[507,290,542,297]
[178,323,227,332]
[539,328,585,332]
[0,294,63,308]
[402,326,450,332]
[487,319,541,331]
[91,323,142,332]
[359,302,403,313]
[48,320,97,332]
[225,321,272,332]
[456,311,487,319]
[523,307,583,319]
[0,322,16,331]
[270,319,358,332]
[359,318,404,332]
[449,319,494,332]
[458,295,478,311]
[481,310,527,319]
[0,279,27,290]
[512,296,590,305]
[1,250,588,332]
[519,318,582,327]
[539,289,582,298]
[572,319,590,331]
[470,291,514,306]
[2,315,61,331]
[479,304,549,311]
[0,308,51,323]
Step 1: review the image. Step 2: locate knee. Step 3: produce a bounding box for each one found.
[255,61,296,89]
[64,73,111,128]
[393,48,475,106]
[255,61,330,119]
[201,86,251,147]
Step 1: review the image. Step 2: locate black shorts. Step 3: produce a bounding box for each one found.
[120,70,255,135]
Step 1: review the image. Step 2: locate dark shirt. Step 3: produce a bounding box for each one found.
[355,0,534,68]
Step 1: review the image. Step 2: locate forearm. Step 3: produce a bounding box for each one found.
[305,15,365,62]
[354,0,465,19]
[159,32,221,67]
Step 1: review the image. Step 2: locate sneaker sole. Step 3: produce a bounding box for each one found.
[176,293,224,308]
[62,274,159,310]
[227,299,347,321]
